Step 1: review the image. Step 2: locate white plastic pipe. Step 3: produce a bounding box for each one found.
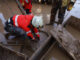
[0,13,6,27]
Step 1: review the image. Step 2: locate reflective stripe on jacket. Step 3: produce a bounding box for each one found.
[12,15,39,40]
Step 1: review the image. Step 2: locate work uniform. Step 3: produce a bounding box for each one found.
[20,0,32,14]
[5,15,40,40]
[50,0,71,25]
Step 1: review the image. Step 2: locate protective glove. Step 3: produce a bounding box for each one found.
[31,38,39,42]
[71,0,76,2]
[31,36,40,42]
[36,36,40,40]
[67,0,76,11]
[27,36,39,42]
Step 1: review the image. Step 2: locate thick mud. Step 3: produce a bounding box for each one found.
[0,0,49,57]
[32,3,80,60]
[66,25,80,41]
[66,25,80,60]
[0,0,22,19]
[1,30,48,57]
[0,0,22,33]
[0,0,80,59]
[42,43,72,60]
[0,0,22,50]
[0,44,26,60]
[19,32,48,57]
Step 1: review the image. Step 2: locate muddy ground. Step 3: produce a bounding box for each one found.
[42,43,73,60]
[66,25,80,41]
[32,2,80,60]
[0,0,22,52]
[0,0,22,33]
[0,0,80,60]
[0,0,49,57]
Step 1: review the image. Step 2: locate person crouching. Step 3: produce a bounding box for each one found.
[4,14,43,41]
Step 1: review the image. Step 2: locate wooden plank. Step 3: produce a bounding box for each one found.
[50,27,80,60]
[41,41,57,60]
[29,31,51,60]
[0,44,28,60]
[3,44,24,46]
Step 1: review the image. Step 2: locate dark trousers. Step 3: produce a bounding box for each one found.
[41,0,48,4]
[4,19,26,39]
[50,0,67,24]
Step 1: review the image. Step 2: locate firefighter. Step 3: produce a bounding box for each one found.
[4,14,43,41]
[20,0,32,14]
[49,0,76,27]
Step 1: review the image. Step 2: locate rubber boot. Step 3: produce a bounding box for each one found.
[53,23,58,28]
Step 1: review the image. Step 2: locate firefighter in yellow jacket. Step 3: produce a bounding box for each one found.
[49,0,76,27]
